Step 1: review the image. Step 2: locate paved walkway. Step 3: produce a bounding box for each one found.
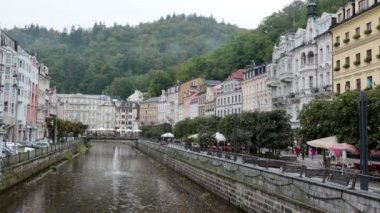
[166,143,380,194]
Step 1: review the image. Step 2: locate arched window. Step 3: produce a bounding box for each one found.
[301,53,307,66]
[308,51,315,64]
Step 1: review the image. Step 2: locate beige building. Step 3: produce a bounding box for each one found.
[242,64,271,112]
[331,0,380,93]
[177,78,205,121]
[139,97,159,126]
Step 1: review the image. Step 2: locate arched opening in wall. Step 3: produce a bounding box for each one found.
[308,51,315,65]
[301,53,306,67]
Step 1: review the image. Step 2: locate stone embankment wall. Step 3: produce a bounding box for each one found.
[134,140,380,213]
[0,140,83,192]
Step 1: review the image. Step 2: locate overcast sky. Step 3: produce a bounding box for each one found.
[0,0,295,31]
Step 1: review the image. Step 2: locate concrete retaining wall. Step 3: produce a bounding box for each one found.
[0,140,83,192]
[135,140,380,213]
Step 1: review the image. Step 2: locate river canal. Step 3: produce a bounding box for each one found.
[0,142,238,212]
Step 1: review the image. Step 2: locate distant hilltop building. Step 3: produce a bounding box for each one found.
[127,90,144,103]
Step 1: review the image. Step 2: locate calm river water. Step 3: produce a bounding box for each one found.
[0,142,238,213]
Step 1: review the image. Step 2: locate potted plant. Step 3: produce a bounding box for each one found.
[364,57,372,63]
[353,34,360,40]
[334,67,340,71]
[343,38,350,43]
[334,42,340,47]
[364,29,372,35]
[354,61,361,66]
[343,64,350,69]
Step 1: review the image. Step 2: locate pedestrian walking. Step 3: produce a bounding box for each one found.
[295,146,301,157]
[310,147,316,160]
[301,149,305,160]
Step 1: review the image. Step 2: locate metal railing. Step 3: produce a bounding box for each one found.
[1,139,82,167]
[159,141,380,193]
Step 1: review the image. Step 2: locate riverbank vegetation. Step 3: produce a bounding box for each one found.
[45,117,87,142]
[142,110,293,155]
[299,87,380,150]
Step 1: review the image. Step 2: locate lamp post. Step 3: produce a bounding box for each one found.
[233,113,238,161]
[0,119,5,157]
[359,91,369,190]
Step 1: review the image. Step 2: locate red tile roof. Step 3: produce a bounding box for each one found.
[227,69,244,81]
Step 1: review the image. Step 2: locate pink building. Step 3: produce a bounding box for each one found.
[26,56,39,141]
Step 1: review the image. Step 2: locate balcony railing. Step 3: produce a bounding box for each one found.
[279,72,293,82]
[266,77,280,87]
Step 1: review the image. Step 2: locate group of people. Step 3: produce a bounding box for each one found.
[295,145,316,160]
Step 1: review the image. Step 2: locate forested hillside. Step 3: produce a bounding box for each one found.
[6,0,348,98]
[7,14,241,97]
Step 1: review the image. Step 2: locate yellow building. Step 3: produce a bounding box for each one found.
[330,0,380,94]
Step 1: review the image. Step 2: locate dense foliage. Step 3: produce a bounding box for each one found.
[7,15,241,97]
[6,0,348,98]
[140,123,172,139]
[45,117,87,142]
[299,87,380,150]
[172,110,292,154]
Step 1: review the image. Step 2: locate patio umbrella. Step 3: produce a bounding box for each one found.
[188,134,198,139]
[161,132,174,138]
[328,143,358,154]
[214,132,226,142]
[306,136,338,149]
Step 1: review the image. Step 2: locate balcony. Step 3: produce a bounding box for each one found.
[272,96,287,106]
[300,63,317,72]
[280,72,293,82]
[266,77,280,87]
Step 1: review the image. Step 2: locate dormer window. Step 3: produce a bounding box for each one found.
[359,0,368,12]
[346,8,351,18]
[338,13,343,22]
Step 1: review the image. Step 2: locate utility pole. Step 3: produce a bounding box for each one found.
[359,91,368,190]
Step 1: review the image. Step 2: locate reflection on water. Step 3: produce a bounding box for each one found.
[0,142,238,213]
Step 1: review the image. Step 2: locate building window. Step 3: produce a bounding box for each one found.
[357,79,361,90]
[355,53,361,65]
[367,76,373,89]
[366,49,372,59]
[355,27,360,36]
[365,22,372,34]
[4,101,8,112]
[359,0,368,11]
[346,8,351,18]
[336,83,341,94]
[345,57,350,68]
[345,81,350,91]
[338,13,342,22]
[309,76,313,89]
[334,60,340,71]
[345,32,350,41]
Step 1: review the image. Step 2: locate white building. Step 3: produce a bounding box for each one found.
[157,90,170,124]
[37,64,50,139]
[242,64,272,112]
[166,84,180,124]
[16,47,33,142]
[100,99,116,129]
[267,1,334,128]
[59,93,112,129]
[1,31,20,142]
[127,90,144,103]
[216,69,244,118]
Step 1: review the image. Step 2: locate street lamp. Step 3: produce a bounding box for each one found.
[233,113,238,161]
